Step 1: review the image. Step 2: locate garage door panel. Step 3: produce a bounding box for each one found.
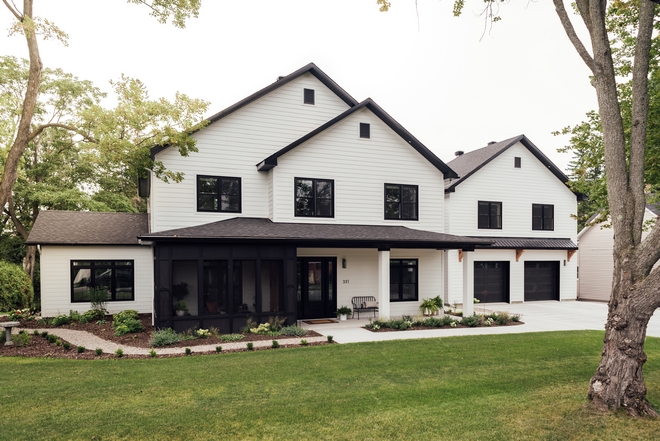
[474,261,509,303]
[524,261,558,301]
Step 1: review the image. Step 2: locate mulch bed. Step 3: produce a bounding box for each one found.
[365,320,525,332]
[1,314,325,359]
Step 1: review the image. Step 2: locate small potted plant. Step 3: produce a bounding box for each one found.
[336,306,352,321]
[419,298,438,316]
[174,300,188,317]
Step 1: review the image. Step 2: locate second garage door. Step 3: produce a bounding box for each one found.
[474,261,509,303]
[524,261,559,301]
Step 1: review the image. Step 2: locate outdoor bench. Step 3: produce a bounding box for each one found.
[351,296,379,319]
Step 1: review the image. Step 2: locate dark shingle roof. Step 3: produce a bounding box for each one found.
[141,217,492,250]
[151,63,359,159]
[26,211,148,245]
[444,135,568,192]
[473,237,577,250]
[647,204,660,216]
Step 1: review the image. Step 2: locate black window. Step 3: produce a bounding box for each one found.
[71,260,134,302]
[197,175,241,213]
[385,184,418,220]
[532,204,554,230]
[390,259,418,302]
[295,178,334,217]
[303,88,315,105]
[514,157,521,168]
[478,201,502,229]
[360,123,370,139]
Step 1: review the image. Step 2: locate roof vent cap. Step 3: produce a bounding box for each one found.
[454,150,464,156]
[488,141,497,145]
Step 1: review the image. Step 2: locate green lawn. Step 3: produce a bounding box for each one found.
[2,331,660,440]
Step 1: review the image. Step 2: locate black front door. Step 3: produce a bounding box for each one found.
[297,257,337,319]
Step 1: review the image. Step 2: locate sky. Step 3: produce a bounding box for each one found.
[1,0,598,172]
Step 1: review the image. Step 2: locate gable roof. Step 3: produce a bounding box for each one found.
[151,63,359,159]
[255,98,459,179]
[26,211,149,245]
[444,134,568,192]
[577,204,660,238]
[140,217,491,250]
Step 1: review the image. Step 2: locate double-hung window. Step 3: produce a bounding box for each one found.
[71,260,134,302]
[390,259,418,302]
[532,204,554,230]
[197,175,241,213]
[385,184,418,220]
[295,178,334,217]
[478,201,502,229]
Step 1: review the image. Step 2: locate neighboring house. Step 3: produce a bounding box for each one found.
[577,205,659,302]
[27,63,491,331]
[443,135,580,305]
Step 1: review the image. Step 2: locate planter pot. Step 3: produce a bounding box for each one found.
[339,314,347,321]
[175,310,186,317]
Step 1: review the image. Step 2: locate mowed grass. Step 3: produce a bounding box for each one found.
[2,331,660,440]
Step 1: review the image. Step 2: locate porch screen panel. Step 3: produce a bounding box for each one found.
[172,260,199,316]
[233,260,256,313]
[261,260,283,313]
[203,261,228,315]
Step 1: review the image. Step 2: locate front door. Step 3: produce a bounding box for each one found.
[297,257,337,319]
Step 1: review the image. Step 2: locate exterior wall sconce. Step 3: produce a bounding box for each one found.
[342,258,347,269]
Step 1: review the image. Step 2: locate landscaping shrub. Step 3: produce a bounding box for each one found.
[266,316,286,332]
[195,329,210,338]
[460,315,479,327]
[63,342,71,350]
[215,346,222,353]
[149,349,157,358]
[77,346,85,353]
[185,347,192,355]
[246,342,254,351]
[8,308,33,321]
[88,287,109,319]
[0,261,33,310]
[271,340,279,349]
[112,310,143,336]
[219,333,244,342]
[300,339,308,346]
[47,334,57,343]
[115,348,124,358]
[50,314,71,326]
[12,330,31,347]
[150,328,181,347]
[279,325,308,337]
[95,348,103,356]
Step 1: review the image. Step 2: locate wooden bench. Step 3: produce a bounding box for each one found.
[351,296,379,319]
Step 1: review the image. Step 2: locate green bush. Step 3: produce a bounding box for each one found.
[279,325,308,337]
[219,333,244,342]
[12,330,31,347]
[271,340,280,349]
[112,310,143,336]
[0,261,33,310]
[460,315,480,327]
[95,348,103,356]
[115,348,124,358]
[149,348,157,357]
[77,346,85,353]
[246,342,254,351]
[50,314,71,326]
[149,328,181,347]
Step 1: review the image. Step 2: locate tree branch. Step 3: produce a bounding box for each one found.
[2,0,22,20]
[553,0,597,74]
[635,216,660,278]
[27,122,99,144]
[7,195,29,240]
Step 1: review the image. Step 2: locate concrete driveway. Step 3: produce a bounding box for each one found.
[302,301,660,343]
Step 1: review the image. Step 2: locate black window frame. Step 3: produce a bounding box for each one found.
[294,177,335,218]
[303,88,315,105]
[196,175,242,213]
[514,157,521,168]
[384,184,418,221]
[478,201,502,229]
[359,122,370,139]
[70,260,134,303]
[390,259,418,302]
[532,204,554,231]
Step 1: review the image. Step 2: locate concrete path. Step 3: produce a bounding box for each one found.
[301,300,660,343]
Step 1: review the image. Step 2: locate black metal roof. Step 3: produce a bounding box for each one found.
[444,135,569,192]
[151,63,359,159]
[140,217,492,250]
[473,236,577,250]
[256,98,458,179]
[26,211,149,245]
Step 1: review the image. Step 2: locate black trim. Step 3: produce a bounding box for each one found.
[303,88,315,105]
[478,201,502,230]
[384,183,418,221]
[532,204,554,231]
[70,260,135,303]
[197,175,242,213]
[295,178,334,218]
[360,122,370,139]
[389,259,418,302]
[514,157,521,168]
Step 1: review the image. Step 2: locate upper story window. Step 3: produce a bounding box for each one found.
[478,201,502,229]
[197,175,241,213]
[295,178,334,217]
[71,260,134,303]
[385,184,418,220]
[303,88,315,105]
[532,204,554,230]
[514,157,521,168]
[360,123,370,139]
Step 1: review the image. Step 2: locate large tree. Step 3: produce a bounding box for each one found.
[0,0,201,213]
[381,0,660,416]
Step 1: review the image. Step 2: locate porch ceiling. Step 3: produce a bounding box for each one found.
[140,217,493,250]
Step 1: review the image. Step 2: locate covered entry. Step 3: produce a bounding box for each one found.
[524,261,559,301]
[474,261,509,303]
[297,257,337,319]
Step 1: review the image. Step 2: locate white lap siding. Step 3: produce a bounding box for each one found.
[39,245,154,317]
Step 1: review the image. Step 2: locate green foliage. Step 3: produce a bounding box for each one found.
[77,346,85,354]
[300,339,308,346]
[279,325,308,337]
[112,310,143,336]
[40,331,48,338]
[460,315,480,327]
[88,288,108,319]
[219,334,244,342]
[62,342,71,350]
[12,330,31,347]
[185,347,192,356]
[327,335,334,343]
[8,308,32,321]
[215,346,222,353]
[50,314,70,326]
[174,300,188,312]
[149,348,157,358]
[115,348,124,358]
[336,306,352,316]
[47,334,57,343]
[246,342,254,351]
[271,340,279,349]
[0,261,33,310]
[150,328,181,347]
[55,339,62,346]
[194,328,210,338]
[95,348,103,356]
[419,298,439,315]
[266,316,286,332]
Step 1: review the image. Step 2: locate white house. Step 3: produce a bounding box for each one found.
[577,205,659,302]
[27,63,490,331]
[443,135,580,305]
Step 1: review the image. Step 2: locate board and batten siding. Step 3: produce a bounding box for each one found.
[445,142,577,240]
[298,248,443,318]
[271,108,446,232]
[150,73,351,232]
[39,245,154,317]
[578,208,658,301]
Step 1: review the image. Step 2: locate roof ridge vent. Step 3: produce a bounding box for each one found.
[454,150,464,156]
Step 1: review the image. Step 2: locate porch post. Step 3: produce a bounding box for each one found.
[462,250,474,317]
[377,249,390,319]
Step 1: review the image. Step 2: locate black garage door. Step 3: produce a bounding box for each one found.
[474,261,509,303]
[524,261,559,301]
